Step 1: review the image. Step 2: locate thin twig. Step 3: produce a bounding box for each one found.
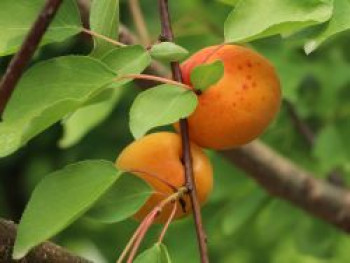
[158,202,177,243]
[118,188,187,263]
[284,99,315,146]
[129,0,151,45]
[82,28,126,47]
[116,212,154,263]
[284,99,345,186]
[157,1,210,262]
[116,74,191,89]
[0,0,63,118]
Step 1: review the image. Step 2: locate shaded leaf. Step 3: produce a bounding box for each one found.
[88,173,152,223]
[13,160,121,259]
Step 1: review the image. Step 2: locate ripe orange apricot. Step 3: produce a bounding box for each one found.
[177,44,281,150]
[116,132,213,224]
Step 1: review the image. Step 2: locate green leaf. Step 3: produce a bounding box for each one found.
[88,173,152,223]
[149,42,189,61]
[59,45,151,148]
[305,0,350,54]
[129,84,198,139]
[134,243,171,263]
[90,0,119,58]
[224,0,333,43]
[190,60,224,92]
[0,0,81,56]
[0,56,116,158]
[313,125,348,173]
[13,160,121,259]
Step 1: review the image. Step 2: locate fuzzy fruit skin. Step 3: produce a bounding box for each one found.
[116,132,213,224]
[178,44,281,150]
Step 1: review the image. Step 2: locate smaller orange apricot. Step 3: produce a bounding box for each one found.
[177,44,281,150]
[115,132,213,224]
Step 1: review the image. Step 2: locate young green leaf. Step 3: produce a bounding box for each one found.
[134,243,172,263]
[190,60,224,92]
[59,45,151,148]
[87,173,152,223]
[129,84,198,139]
[90,0,119,58]
[149,42,189,61]
[305,0,350,54]
[0,0,81,56]
[0,56,116,158]
[13,160,121,259]
[224,0,333,43]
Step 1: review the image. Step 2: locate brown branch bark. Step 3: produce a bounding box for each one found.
[0,219,91,263]
[221,141,350,232]
[0,0,63,118]
[157,1,209,262]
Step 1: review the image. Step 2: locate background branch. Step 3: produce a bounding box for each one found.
[221,141,350,232]
[0,0,63,118]
[0,219,91,263]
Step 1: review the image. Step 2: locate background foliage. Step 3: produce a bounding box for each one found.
[1,0,350,262]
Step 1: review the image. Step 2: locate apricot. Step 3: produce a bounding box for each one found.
[116,132,213,223]
[177,44,281,150]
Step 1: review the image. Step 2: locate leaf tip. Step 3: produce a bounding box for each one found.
[304,40,318,55]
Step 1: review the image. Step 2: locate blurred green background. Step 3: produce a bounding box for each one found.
[1,0,350,262]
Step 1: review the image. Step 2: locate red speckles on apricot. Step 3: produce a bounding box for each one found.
[177,44,281,149]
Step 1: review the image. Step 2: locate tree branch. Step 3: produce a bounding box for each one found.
[221,141,350,232]
[0,219,91,263]
[0,0,63,118]
[157,1,209,262]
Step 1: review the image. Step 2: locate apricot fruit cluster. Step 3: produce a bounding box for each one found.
[117,44,281,223]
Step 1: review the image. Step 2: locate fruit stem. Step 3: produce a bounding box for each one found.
[115,74,192,90]
[158,201,177,243]
[157,1,210,263]
[116,187,187,263]
[81,28,127,47]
